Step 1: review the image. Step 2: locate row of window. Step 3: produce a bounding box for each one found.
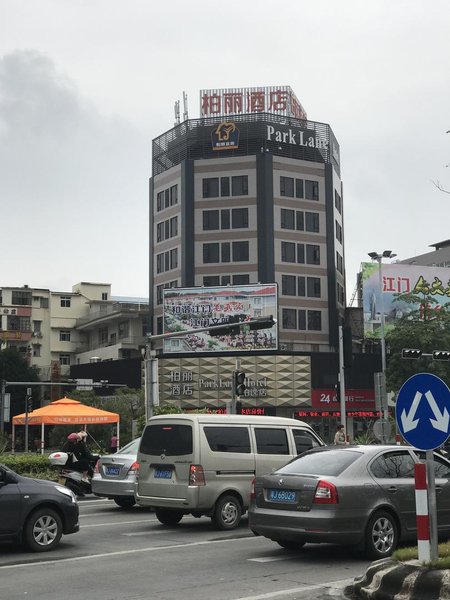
[280,176,319,200]
[281,208,319,233]
[203,241,249,263]
[203,208,248,230]
[156,249,179,274]
[156,185,178,212]
[281,242,320,265]
[282,275,321,298]
[156,280,178,305]
[202,274,250,287]
[282,308,322,331]
[203,175,248,198]
[156,216,178,242]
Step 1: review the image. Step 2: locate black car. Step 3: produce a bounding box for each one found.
[0,463,79,552]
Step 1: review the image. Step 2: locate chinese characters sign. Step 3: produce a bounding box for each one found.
[362,262,450,338]
[163,284,278,353]
[200,86,307,120]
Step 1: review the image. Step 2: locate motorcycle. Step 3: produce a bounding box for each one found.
[49,451,98,497]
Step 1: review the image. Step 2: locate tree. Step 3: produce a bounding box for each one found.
[385,292,450,393]
[0,348,39,419]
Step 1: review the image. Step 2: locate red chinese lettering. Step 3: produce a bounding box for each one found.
[247,91,265,113]
[224,92,243,114]
[383,276,396,292]
[201,93,221,116]
[269,90,288,112]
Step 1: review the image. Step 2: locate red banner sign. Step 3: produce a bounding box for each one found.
[311,389,375,410]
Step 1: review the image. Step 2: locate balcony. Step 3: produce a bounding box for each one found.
[76,302,149,331]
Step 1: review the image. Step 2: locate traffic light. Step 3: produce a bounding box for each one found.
[209,315,241,337]
[26,396,33,412]
[334,382,340,402]
[432,350,450,361]
[233,370,246,396]
[401,348,422,359]
[246,315,276,331]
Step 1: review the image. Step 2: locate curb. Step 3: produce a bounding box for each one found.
[346,558,450,600]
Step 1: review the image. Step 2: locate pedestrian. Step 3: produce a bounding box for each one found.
[333,424,346,445]
[110,430,118,454]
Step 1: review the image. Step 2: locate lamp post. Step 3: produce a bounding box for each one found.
[368,250,396,441]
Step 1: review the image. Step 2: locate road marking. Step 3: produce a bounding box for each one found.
[0,536,261,570]
[248,557,287,562]
[233,578,354,600]
[81,518,157,527]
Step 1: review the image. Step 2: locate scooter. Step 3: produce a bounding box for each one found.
[49,451,96,497]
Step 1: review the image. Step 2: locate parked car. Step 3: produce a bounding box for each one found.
[92,437,140,508]
[248,445,450,559]
[0,463,79,552]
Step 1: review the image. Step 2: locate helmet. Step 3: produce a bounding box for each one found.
[67,433,79,441]
[77,431,87,440]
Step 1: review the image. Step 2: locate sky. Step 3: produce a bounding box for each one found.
[1,1,450,301]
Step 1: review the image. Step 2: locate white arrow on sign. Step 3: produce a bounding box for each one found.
[425,390,450,432]
[401,391,422,432]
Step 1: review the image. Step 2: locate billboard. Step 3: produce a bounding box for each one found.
[362,262,450,338]
[163,284,278,353]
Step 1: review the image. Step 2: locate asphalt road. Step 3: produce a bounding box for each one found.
[0,498,372,600]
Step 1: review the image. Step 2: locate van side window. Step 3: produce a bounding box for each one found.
[203,427,251,453]
[255,428,289,454]
[140,424,193,456]
[293,429,321,455]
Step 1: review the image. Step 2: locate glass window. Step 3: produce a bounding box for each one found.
[334,190,342,213]
[306,212,319,233]
[336,220,343,243]
[164,189,170,208]
[221,209,230,229]
[203,243,220,263]
[118,321,129,338]
[416,452,450,478]
[204,427,251,453]
[233,274,250,285]
[278,449,361,476]
[306,244,320,265]
[157,191,164,211]
[280,176,294,197]
[59,330,71,342]
[298,309,306,330]
[282,275,296,296]
[307,277,321,298]
[282,308,297,329]
[295,178,304,198]
[170,217,178,237]
[170,248,178,269]
[203,210,220,230]
[370,452,416,479]
[255,428,289,454]
[297,243,305,264]
[281,209,295,230]
[305,180,319,200]
[232,241,249,262]
[231,175,248,196]
[156,285,163,305]
[281,241,296,262]
[203,276,220,286]
[12,291,32,305]
[170,185,178,205]
[40,297,49,309]
[221,275,231,285]
[296,211,305,231]
[99,327,108,344]
[232,208,248,229]
[60,296,71,308]
[221,242,231,263]
[308,310,322,331]
[59,354,70,365]
[298,277,306,297]
[156,316,163,334]
[203,177,219,198]
[293,429,322,455]
[140,424,193,456]
[221,177,230,197]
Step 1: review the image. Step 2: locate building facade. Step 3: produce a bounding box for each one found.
[150,87,345,354]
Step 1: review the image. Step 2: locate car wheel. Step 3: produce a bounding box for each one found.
[365,510,398,559]
[211,495,242,530]
[23,508,63,552]
[276,540,306,550]
[155,509,183,526]
[113,497,136,509]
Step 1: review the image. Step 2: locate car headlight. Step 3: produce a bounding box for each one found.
[55,484,77,503]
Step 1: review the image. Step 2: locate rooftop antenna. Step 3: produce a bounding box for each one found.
[174,100,180,126]
[183,91,189,121]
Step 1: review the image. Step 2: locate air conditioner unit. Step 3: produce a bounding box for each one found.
[33,332,42,338]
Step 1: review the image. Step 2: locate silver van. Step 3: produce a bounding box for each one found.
[135,414,325,529]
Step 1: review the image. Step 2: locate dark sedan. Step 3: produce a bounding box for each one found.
[0,463,79,552]
[248,445,450,558]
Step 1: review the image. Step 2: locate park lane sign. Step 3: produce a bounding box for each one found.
[396,373,450,450]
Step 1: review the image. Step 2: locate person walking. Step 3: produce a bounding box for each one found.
[333,424,346,445]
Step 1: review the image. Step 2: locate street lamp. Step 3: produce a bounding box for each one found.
[368,250,396,440]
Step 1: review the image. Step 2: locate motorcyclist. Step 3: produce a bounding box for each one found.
[62,432,98,482]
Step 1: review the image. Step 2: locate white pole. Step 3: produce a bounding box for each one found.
[338,325,347,440]
[41,423,45,455]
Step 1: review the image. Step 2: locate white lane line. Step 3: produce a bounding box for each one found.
[0,536,261,570]
[248,557,287,562]
[81,518,157,527]
[234,578,354,600]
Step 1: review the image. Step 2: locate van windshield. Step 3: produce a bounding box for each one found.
[140,424,193,456]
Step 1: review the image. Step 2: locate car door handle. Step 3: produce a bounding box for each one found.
[436,486,443,494]
[387,486,398,493]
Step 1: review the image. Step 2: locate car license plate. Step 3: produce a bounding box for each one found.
[105,466,121,476]
[154,468,172,479]
[269,489,297,503]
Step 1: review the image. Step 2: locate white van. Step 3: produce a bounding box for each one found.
[135,414,325,529]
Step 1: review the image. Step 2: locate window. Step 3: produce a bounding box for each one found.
[232,241,249,262]
[12,291,32,305]
[222,275,231,285]
[297,277,306,296]
[59,354,70,365]
[203,210,220,230]
[282,308,297,329]
[101,292,108,300]
[416,452,450,478]
[33,320,42,334]
[295,178,304,198]
[305,180,319,200]
[308,310,322,331]
[293,430,321,454]
[164,188,170,208]
[140,424,193,456]
[170,248,178,269]
[306,244,320,265]
[336,252,344,274]
[255,428,289,454]
[203,276,220,286]
[60,296,71,308]
[231,175,248,196]
[281,241,296,263]
[157,217,178,241]
[40,297,49,309]
[118,321,129,339]
[281,209,295,230]
[157,191,164,211]
[335,190,342,214]
[297,243,305,264]
[203,243,220,263]
[277,450,359,476]
[32,344,41,357]
[157,316,163,335]
[337,283,345,305]
[156,285,164,305]
[221,209,230,229]
[170,217,178,237]
[231,208,248,228]
[280,176,294,197]
[8,316,31,331]
[220,177,230,197]
[221,242,230,263]
[170,185,178,206]
[305,212,319,233]
[282,275,296,296]
[59,330,71,342]
[307,277,321,298]
[336,220,343,243]
[203,177,219,198]
[370,452,416,479]
[204,427,251,453]
[282,309,321,331]
[233,274,250,285]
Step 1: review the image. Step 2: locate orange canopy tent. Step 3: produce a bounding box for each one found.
[12,397,120,454]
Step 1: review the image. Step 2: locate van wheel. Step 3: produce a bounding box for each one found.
[113,497,136,509]
[155,509,183,526]
[212,495,242,530]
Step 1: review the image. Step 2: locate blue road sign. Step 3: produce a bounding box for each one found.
[396,373,450,450]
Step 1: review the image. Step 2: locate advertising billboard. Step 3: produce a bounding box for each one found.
[362,262,450,338]
[163,284,278,353]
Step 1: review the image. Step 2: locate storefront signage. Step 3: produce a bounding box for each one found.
[311,389,375,410]
[211,121,239,151]
[266,124,328,150]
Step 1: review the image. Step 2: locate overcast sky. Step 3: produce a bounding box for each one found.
[1,1,449,300]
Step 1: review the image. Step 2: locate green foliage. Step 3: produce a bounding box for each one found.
[352,431,375,445]
[0,432,10,453]
[394,540,450,570]
[0,453,57,480]
[0,348,40,416]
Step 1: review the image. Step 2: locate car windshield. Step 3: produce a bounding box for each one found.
[275,449,362,477]
[118,438,140,454]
